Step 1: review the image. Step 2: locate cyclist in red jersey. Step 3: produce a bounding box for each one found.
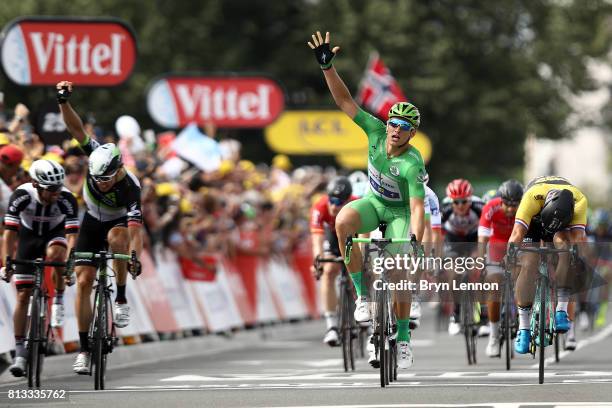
[477,180,523,357]
[310,177,357,346]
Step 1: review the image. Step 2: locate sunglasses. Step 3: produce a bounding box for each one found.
[92,171,117,183]
[387,118,412,131]
[329,196,346,206]
[502,199,520,207]
[38,184,62,192]
[452,199,469,205]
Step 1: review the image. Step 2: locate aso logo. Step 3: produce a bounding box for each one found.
[0,17,137,86]
[147,76,285,128]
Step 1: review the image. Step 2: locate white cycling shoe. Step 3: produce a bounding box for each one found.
[478,324,491,337]
[448,317,461,336]
[485,335,501,357]
[354,297,371,322]
[73,352,91,375]
[51,303,65,328]
[9,356,27,377]
[367,335,379,368]
[410,301,422,319]
[397,341,414,369]
[323,327,340,347]
[114,302,130,328]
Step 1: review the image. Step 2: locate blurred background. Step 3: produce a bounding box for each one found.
[0,0,610,202]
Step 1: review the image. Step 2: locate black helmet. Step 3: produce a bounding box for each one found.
[540,189,574,234]
[499,179,523,205]
[327,176,352,202]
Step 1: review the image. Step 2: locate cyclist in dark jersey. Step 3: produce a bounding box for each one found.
[56,81,143,375]
[1,159,78,377]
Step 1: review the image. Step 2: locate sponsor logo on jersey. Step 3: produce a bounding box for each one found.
[390,166,399,176]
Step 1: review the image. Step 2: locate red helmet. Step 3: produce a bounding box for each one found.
[446,179,473,199]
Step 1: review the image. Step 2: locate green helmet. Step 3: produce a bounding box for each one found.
[388,102,420,128]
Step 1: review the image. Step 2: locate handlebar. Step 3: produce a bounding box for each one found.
[344,234,422,264]
[6,257,66,268]
[73,251,132,261]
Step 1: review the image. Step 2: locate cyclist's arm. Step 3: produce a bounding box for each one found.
[322,67,359,119]
[311,232,324,260]
[569,192,588,242]
[126,178,144,259]
[1,229,18,265]
[508,223,527,245]
[410,198,425,242]
[477,201,493,258]
[477,235,489,259]
[57,90,87,145]
[128,224,143,260]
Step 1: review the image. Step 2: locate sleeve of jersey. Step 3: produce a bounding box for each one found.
[77,134,100,156]
[405,164,425,200]
[478,201,493,237]
[353,108,385,139]
[309,201,325,234]
[514,189,539,230]
[3,190,31,230]
[429,196,442,229]
[569,192,588,231]
[126,187,143,227]
[62,193,80,233]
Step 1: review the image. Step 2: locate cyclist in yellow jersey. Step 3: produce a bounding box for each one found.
[508,176,588,354]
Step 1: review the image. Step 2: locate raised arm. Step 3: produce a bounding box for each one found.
[308,31,359,119]
[56,81,87,144]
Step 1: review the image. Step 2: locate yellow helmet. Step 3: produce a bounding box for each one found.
[272,154,291,171]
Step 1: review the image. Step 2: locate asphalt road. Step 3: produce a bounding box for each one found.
[1,305,611,408]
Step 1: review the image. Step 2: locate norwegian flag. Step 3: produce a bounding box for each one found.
[356,52,407,120]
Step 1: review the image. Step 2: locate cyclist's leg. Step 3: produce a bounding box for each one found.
[74,213,106,354]
[321,228,342,342]
[45,234,67,304]
[485,242,504,356]
[553,230,573,332]
[46,233,68,327]
[107,225,129,302]
[337,196,379,298]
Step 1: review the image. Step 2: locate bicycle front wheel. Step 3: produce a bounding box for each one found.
[538,278,547,384]
[93,288,108,390]
[35,296,48,388]
[503,277,512,371]
[340,283,351,372]
[376,287,387,388]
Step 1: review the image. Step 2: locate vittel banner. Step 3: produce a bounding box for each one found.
[147,76,285,128]
[0,17,137,86]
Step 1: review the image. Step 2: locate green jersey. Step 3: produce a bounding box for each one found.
[353,108,426,207]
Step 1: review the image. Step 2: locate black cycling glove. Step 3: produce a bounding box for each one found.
[57,86,71,104]
[313,43,335,70]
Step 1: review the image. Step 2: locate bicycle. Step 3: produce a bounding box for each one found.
[345,224,420,388]
[3,257,69,388]
[71,250,139,390]
[458,268,479,366]
[510,244,577,384]
[314,255,358,372]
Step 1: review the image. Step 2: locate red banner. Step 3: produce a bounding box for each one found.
[147,76,285,128]
[179,255,217,282]
[356,52,406,120]
[1,17,137,86]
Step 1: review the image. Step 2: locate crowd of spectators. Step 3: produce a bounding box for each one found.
[0,97,337,269]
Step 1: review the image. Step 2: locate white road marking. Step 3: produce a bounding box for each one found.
[529,323,612,369]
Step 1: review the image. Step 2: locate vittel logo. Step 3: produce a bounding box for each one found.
[0,18,137,86]
[147,76,285,128]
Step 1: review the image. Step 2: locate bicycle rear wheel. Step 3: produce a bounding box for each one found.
[461,294,475,365]
[35,297,48,388]
[340,284,351,372]
[503,278,512,370]
[26,289,40,388]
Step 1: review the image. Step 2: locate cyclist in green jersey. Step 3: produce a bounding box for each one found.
[308,31,426,369]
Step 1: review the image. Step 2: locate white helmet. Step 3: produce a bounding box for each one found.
[89,143,123,177]
[29,159,65,187]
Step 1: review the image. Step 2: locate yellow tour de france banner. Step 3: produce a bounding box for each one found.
[265,111,432,169]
